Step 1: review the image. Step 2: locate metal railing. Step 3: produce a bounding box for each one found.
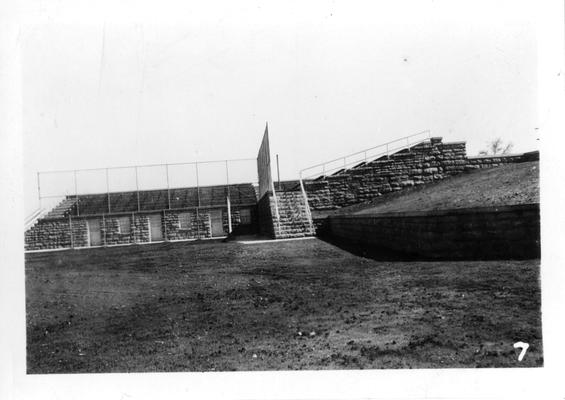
[299,130,431,181]
[25,208,46,230]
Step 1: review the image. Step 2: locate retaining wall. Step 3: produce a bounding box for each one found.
[25,206,256,251]
[466,150,539,169]
[327,204,540,259]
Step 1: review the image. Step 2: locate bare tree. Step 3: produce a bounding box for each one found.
[479,138,513,155]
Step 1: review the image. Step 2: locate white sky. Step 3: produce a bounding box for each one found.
[21,0,539,214]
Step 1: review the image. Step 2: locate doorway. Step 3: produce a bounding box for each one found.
[210,209,225,237]
[87,219,102,246]
[148,214,163,242]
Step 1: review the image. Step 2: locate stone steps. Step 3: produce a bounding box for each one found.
[43,198,77,219]
[271,191,315,238]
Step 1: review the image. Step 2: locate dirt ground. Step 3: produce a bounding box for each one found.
[26,238,542,373]
[338,161,539,215]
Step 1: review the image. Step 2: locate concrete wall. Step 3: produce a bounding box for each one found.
[327,204,540,260]
[25,205,257,251]
[257,193,276,238]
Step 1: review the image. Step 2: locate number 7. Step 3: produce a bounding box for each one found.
[513,341,529,361]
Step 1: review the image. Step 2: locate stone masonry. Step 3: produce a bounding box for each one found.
[257,191,315,239]
[25,205,257,251]
[25,136,538,250]
[328,204,540,259]
[303,138,538,213]
[304,138,467,211]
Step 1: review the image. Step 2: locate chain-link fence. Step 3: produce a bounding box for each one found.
[36,158,259,217]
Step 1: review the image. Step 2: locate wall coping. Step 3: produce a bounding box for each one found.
[467,151,537,160]
[439,140,466,145]
[329,203,539,220]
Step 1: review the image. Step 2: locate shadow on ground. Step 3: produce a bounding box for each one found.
[317,234,421,262]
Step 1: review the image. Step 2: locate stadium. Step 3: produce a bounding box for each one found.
[24,124,542,373]
[25,126,539,260]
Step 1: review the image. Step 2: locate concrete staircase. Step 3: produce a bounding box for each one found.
[272,191,315,238]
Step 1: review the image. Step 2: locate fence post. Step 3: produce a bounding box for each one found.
[196,208,200,239]
[225,160,232,234]
[74,170,80,216]
[69,215,74,249]
[106,168,111,213]
[102,214,107,246]
[132,212,137,244]
[276,154,280,190]
[163,210,168,241]
[166,164,171,209]
[37,172,42,211]
[195,162,200,208]
[226,196,232,234]
[135,166,140,212]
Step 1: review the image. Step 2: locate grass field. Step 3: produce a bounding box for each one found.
[26,238,542,373]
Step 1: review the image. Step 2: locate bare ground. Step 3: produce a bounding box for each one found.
[26,238,542,373]
[339,161,539,215]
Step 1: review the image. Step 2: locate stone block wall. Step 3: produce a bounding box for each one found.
[221,207,258,235]
[96,213,166,245]
[303,138,539,213]
[25,205,257,251]
[222,210,240,233]
[25,219,72,250]
[327,204,540,259]
[70,218,89,247]
[466,150,539,169]
[102,216,135,245]
[304,138,468,211]
[164,210,212,240]
[131,214,151,243]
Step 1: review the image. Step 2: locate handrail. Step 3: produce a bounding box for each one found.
[299,130,431,180]
[25,208,46,230]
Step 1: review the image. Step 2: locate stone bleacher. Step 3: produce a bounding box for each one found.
[43,198,78,219]
[44,183,258,218]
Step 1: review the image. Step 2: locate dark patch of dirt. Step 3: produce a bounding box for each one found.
[25,239,542,373]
